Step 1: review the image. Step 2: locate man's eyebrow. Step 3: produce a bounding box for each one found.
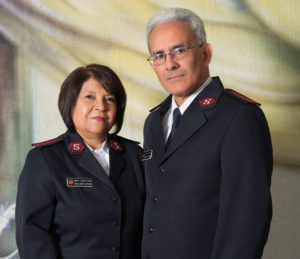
[171,43,185,50]
[151,43,185,55]
[151,49,164,55]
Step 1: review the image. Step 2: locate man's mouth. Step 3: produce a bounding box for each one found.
[166,73,185,81]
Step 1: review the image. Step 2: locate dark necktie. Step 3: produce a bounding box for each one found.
[165,108,182,149]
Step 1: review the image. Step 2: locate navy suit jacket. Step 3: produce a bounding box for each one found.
[16,131,144,259]
[142,77,273,259]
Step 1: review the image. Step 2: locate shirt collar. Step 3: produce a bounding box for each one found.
[85,138,109,154]
[171,76,212,114]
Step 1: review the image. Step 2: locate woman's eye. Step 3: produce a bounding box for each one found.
[105,96,116,103]
[85,95,95,100]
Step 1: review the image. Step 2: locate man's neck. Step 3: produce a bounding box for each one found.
[174,76,212,107]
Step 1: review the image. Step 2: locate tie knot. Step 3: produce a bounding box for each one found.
[165,107,182,150]
[173,108,181,121]
[172,107,182,129]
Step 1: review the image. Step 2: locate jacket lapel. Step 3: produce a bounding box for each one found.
[148,95,172,161]
[64,131,115,190]
[78,149,115,189]
[164,101,207,158]
[162,77,224,162]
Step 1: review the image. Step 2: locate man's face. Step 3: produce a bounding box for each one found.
[148,21,212,105]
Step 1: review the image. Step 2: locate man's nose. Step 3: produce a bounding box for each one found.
[165,54,179,70]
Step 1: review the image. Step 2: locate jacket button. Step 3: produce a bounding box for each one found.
[160,167,166,173]
[148,227,155,233]
[153,196,159,202]
[112,196,119,202]
[112,221,119,227]
[112,246,119,253]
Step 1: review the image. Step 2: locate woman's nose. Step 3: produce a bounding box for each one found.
[94,100,105,111]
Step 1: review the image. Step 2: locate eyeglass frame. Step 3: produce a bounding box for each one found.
[147,44,204,66]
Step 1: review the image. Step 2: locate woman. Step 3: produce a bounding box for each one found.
[16,64,144,259]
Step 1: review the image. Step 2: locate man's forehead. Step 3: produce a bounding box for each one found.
[151,43,186,54]
[149,22,196,50]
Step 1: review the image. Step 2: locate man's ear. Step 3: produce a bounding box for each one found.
[203,43,213,65]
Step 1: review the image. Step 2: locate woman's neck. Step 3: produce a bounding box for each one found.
[78,132,107,150]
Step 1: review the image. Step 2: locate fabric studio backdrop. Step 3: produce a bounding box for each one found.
[0,0,299,258]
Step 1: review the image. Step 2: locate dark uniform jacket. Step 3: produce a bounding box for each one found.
[142,77,273,259]
[16,131,145,259]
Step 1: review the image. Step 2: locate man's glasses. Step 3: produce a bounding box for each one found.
[147,44,203,66]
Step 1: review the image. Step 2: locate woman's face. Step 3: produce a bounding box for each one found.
[72,77,117,144]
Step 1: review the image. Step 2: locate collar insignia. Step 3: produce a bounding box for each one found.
[199,97,216,108]
[111,140,123,151]
[69,142,85,153]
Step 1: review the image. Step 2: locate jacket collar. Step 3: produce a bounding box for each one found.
[149,76,224,163]
[63,131,126,190]
[108,135,126,184]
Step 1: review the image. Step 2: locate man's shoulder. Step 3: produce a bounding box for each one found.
[149,104,161,113]
[223,89,261,106]
[148,94,172,114]
[220,89,267,123]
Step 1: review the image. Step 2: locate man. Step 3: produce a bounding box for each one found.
[142,8,273,259]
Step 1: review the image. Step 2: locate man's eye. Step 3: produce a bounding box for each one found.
[173,47,187,55]
[153,53,165,60]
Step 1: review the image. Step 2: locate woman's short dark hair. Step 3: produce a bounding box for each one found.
[58,64,127,135]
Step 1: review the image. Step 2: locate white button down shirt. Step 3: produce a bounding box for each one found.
[86,140,110,176]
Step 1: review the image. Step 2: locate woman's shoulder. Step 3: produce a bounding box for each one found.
[110,135,142,152]
[27,134,66,159]
[31,135,64,149]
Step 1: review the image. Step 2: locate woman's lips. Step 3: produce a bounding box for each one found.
[91,116,107,122]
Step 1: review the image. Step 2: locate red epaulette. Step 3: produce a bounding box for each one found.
[32,136,63,148]
[225,89,261,106]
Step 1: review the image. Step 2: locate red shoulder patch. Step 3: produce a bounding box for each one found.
[32,136,63,148]
[226,89,261,106]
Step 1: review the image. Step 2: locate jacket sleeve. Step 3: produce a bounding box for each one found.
[211,105,273,259]
[16,148,59,259]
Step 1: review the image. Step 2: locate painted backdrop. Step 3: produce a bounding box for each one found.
[0,0,299,258]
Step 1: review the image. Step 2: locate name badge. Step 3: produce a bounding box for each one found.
[141,150,153,161]
[66,178,94,187]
